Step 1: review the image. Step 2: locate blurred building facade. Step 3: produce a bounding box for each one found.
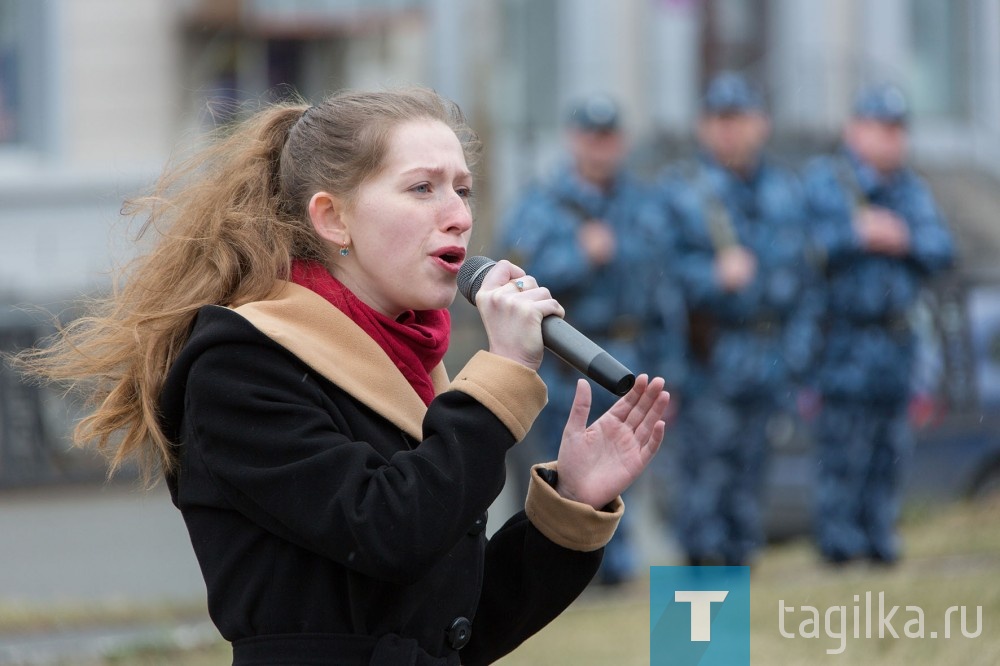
[2,0,999,484]
[2,0,999,302]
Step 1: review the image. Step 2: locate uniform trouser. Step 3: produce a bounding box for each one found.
[672,391,773,566]
[814,399,911,562]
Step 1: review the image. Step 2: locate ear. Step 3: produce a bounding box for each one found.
[307,191,350,246]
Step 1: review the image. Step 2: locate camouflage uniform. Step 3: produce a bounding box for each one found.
[659,73,820,566]
[802,84,955,564]
[496,95,684,582]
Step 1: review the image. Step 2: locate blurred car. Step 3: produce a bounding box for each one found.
[0,303,109,489]
[761,269,1000,541]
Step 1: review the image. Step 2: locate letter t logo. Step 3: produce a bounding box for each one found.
[675,590,729,641]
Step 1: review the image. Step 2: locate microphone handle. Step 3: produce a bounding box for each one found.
[541,316,636,396]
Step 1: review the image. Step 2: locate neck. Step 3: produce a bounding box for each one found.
[327,265,401,319]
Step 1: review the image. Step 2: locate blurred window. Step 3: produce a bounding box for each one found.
[247,0,424,19]
[502,0,557,134]
[182,1,421,128]
[186,34,320,128]
[911,0,972,121]
[700,0,768,85]
[0,0,20,144]
[0,0,46,149]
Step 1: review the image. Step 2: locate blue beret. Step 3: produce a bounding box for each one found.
[853,83,909,124]
[702,72,765,114]
[567,93,621,132]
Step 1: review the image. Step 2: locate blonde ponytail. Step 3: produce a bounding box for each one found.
[12,87,479,483]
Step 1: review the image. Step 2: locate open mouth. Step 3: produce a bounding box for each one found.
[434,248,467,267]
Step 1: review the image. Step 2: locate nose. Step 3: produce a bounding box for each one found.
[442,191,473,234]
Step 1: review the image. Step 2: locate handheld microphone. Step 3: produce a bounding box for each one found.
[457,256,636,396]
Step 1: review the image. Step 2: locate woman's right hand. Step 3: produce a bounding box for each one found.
[474,260,564,371]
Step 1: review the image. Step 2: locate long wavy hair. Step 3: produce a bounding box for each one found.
[12,87,481,483]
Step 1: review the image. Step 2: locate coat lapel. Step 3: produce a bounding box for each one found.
[234,282,441,441]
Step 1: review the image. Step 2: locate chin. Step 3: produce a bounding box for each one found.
[414,286,458,313]
[432,289,459,311]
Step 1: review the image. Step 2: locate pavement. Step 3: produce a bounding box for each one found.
[0,483,214,664]
[0,483,205,605]
[0,620,220,666]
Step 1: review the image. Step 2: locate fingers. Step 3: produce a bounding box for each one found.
[478,259,548,295]
[640,420,666,466]
[510,275,537,292]
[564,379,592,437]
[476,260,549,304]
[499,283,563,317]
[479,269,564,321]
[479,259,525,291]
[616,374,670,441]
[635,390,671,448]
[476,261,564,369]
[611,374,659,423]
[609,373,648,415]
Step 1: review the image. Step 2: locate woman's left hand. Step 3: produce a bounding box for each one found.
[555,374,670,510]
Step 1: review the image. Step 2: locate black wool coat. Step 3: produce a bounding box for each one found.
[159,282,623,665]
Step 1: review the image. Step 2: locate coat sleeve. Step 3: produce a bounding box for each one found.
[180,340,544,586]
[461,464,623,665]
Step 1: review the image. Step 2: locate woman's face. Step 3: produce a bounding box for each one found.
[335,119,473,318]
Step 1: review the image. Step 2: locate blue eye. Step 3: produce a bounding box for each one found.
[412,183,431,194]
[457,187,473,199]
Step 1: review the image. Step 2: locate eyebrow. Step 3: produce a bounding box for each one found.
[399,165,472,180]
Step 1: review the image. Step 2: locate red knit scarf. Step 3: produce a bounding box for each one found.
[289,259,450,406]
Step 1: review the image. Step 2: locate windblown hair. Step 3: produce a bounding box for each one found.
[13,86,480,484]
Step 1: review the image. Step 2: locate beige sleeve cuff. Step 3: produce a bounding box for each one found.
[448,350,547,442]
[524,462,624,552]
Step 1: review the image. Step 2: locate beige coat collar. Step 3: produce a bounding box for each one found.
[233,281,448,441]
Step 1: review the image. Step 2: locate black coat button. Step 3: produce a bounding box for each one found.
[467,511,488,536]
[447,617,472,649]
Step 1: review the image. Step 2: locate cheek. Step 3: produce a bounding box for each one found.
[722,127,744,149]
[376,219,429,268]
[889,133,907,155]
[362,201,409,244]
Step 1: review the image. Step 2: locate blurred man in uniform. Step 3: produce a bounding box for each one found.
[802,83,954,565]
[658,72,819,566]
[497,93,684,585]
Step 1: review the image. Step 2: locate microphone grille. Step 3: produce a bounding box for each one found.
[457,256,496,305]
